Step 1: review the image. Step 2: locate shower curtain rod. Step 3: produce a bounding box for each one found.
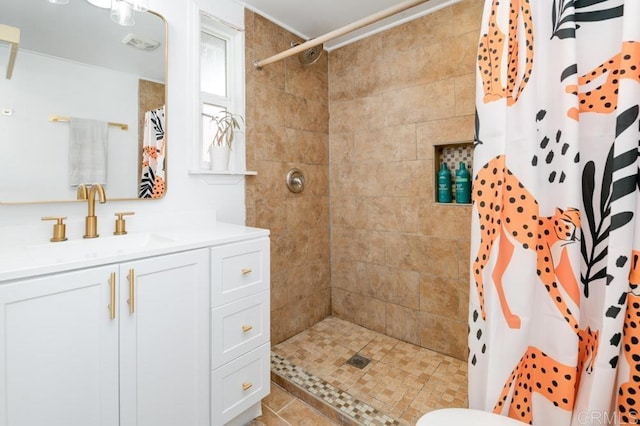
[253,0,431,70]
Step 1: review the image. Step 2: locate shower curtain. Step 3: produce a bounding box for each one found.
[139,105,166,198]
[469,0,640,425]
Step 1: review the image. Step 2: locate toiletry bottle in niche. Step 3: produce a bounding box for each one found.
[437,163,452,203]
[455,161,471,204]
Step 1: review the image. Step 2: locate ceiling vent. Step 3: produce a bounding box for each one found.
[121,33,160,51]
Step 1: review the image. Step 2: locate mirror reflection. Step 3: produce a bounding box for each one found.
[0,0,166,203]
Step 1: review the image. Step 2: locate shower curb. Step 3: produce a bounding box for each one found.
[270,352,405,426]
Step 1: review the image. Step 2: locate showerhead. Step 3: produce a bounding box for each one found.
[291,41,324,66]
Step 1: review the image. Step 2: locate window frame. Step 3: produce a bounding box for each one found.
[196,12,245,172]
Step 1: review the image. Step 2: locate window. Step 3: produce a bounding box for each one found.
[198,13,244,171]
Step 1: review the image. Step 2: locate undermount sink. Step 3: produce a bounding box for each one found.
[22,232,176,263]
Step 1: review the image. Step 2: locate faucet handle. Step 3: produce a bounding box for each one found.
[41,216,68,242]
[76,184,88,200]
[114,212,135,235]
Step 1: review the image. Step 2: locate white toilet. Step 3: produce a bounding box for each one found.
[416,408,529,425]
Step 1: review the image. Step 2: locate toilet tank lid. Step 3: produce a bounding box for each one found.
[416,408,529,426]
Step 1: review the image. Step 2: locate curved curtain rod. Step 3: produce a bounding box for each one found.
[253,0,431,70]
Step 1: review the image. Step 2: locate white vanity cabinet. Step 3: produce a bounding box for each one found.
[210,237,270,426]
[0,249,209,426]
[0,265,119,426]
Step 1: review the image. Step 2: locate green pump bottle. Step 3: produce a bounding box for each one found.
[455,162,471,204]
[437,163,452,203]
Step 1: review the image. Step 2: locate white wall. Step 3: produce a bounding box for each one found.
[0,0,248,236]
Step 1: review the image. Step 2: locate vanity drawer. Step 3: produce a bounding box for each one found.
[211,343,270,426]
[210,238,269,307]
[211,291,270,369]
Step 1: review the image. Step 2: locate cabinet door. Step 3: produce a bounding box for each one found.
[0,267,119,426]
[119,249,209,426]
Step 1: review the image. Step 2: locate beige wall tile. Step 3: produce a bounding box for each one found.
[332,288,386,334]
[329,132,354,165]
[352,124,417,163]
[271,269,288,311]
[381,160,429,198]
[382,79,456,127]
[418,203,472,239]
[329,96,384,134]
[420,274,462,320]
[250,123,287,162]
[455,73,476,116]
[453,0,485,36]
[285,56,328,103]
[331,227,386,264]
[420,314,468,360]
[416,115,475,160]
[331,260,358,293]
[255,197,288,235]
[386,304,421,346]
[382,267,421,310]
[329,196,357,228]
[354,197,419,234]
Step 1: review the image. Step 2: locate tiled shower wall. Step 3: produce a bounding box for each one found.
[328,0,484,360]
[244,11,331,344]
[245,1,484,358]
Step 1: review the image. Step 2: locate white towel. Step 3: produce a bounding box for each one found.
[68,118,109,186]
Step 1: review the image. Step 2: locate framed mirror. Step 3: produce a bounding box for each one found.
[0,0,167,203]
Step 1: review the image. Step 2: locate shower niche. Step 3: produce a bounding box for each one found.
[434,142,474,205]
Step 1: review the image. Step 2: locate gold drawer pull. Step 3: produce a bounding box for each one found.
[242,325,253,333]
[109,272,116,320]
[127,269,135,314]
[242,383,253,391]
[241,268,252,275]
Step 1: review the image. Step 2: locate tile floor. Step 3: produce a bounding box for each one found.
[265,317,468,425]
[251,383,340,425]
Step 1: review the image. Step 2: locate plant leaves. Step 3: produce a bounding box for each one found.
[611,176,637,203]
[611,211,634,232]
[575,6,624,22]
[591,267,608,281]
[592,246,609,264]
[561,64,577,82]
[616,105,639,138]
[596,226,610,245]
[576,0,612,7]
[582,161,597,236]
[600,144,614,213]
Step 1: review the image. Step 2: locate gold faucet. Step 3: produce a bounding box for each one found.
[83,184,107,239]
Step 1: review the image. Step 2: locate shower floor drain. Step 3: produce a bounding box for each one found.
[345,353,371,369]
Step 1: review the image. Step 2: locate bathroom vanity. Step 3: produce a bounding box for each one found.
[0,222,270,426]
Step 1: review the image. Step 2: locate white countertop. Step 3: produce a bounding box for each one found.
[0,222,269,282]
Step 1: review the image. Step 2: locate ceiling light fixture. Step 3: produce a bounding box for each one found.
[48,0,70,4]
[110,0,148,27]
[87,0,111,8]
[111,0,135,26]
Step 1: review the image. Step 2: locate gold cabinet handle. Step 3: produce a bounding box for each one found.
[242,383,253,391]
[109,272,116,320]
[241,268,252,275]
[127,269,135,314]
[242,325,253,333]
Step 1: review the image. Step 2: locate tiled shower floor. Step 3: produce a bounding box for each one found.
[268,317,468,425]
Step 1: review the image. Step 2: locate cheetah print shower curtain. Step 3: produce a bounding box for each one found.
[469,1,640,425]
